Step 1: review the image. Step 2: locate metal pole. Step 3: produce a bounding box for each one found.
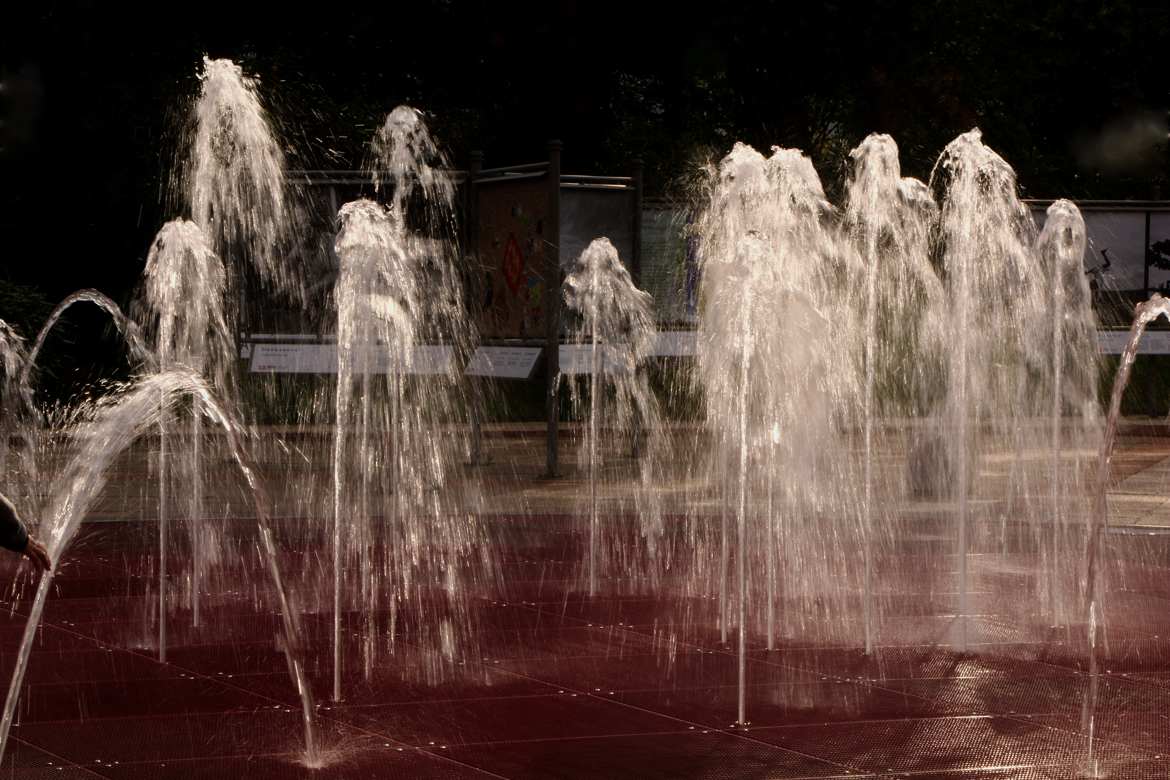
[955,248,971,653]
[862,245,877,655]
[190,414,202,628]
[157,418,168,663]
[1048,255,1065,624]
[545,140,563,478]
[735,333,750,726]
[631,159,644,286]
[332,386,345,702]
[628,159,646,460]
[1144,210,1152,297]
[720,495,729,645]
[766,461,775,651]
[588,331,600,595]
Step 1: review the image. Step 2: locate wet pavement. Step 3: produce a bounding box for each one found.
[1,425,1170,778]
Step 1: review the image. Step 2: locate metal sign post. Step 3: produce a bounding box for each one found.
[545,140,563,478]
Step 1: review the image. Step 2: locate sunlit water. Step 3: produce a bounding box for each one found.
[135,219,234,636]
[0,54,1144,775]
[328,106,491,702]
[179,57,304,305]
[0,369,318,765]
[561,237,660,595]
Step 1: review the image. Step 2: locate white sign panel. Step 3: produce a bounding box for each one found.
[559,345,594,375]
[249,343,454,375]
[1099,330,1170,355]
[465,346,542,379]
[250,344,333,373]
[411,345,456,375]
[558,333,696,373]
[559,344,636,375]
[654,330,697,357]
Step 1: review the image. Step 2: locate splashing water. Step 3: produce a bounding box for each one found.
[931,129,1050,650]
[1081,293,1170,773]
[372,106,456,216]
[561,237,659,595]
[331,197,418,702]
[691,142,859,726]
[0,369,318,766]
[650,127,1105,729]
[844,133,944,653]
[138,220,234,393]
[178,57,302,307]
[328,107,488,702]
[11,291,154,517]
[135,219,235,644]
[0,322,27,392]
[23,289,154,385]
[5,54,1127,768]
[0,321,33,474]
[1035,201,1099,624]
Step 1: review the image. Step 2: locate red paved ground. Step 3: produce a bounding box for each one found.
[0,518,1168,779]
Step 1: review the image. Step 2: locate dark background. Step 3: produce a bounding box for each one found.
[1,0,1168,387]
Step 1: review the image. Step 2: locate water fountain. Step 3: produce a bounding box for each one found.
[177,57,303,306]
[329,106,488,702]
[561,237,659,595]
[692,143,860,725]
[0,368,318,765]
[0,321,33,475]
[2,52,1164,777]
[843,134,944,653]
[0,57,321,764]
[1082,293,1170,776]
[931,129,1053,650]
[23,289,153,384]
[158,55,309,651]
[666,129,1107,733]
[1035,200,1099,624]
[135,219,234,648]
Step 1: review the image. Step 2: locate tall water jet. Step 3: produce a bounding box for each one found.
[930,129,1046,651]
[332,198,417,701]
[177,57,302,306]
[166,57,304,638]
[371,105,456,220]
[843,134,944,653]
[134,220,234,651]
[0,369,318,766]
[1081,293,1170,775]
[1035,200,1098,624]
[694,143,858,725]
[330,106,487,702]
[561,237,659,595]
